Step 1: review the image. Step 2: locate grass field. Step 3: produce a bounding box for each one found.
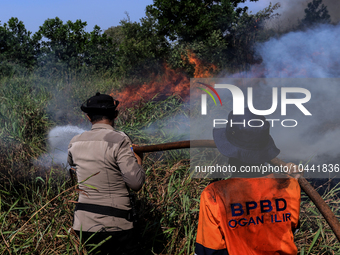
[1,70,340,254]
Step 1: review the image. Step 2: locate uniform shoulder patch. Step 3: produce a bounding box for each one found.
[103,130,126,143]
[69,134,82,144]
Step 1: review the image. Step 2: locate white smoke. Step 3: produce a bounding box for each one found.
[142,112,191,142]
[257,24,340,78]
[190,23,340,179]
[245,0,340,31]
[222,23,340,168]
[35,125,87,167]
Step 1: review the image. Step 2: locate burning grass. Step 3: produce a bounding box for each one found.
[110,51,218,109]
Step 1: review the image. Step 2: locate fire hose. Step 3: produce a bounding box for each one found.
[132,140,340,242]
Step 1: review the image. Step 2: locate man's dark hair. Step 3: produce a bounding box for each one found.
[87,113,116,123]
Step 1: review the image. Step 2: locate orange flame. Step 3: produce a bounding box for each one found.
[186,51,218,78]
[111,52,217,108]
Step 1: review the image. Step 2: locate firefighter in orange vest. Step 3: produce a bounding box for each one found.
[195,108,301,255]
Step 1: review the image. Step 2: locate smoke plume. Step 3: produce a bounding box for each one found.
[35,125,88,167]
[224,23,340,171]
[262,0,340,31]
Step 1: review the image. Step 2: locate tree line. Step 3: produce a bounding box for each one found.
[0,0,331,78]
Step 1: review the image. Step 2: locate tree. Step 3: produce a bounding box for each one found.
[84,25,116,71]
[299,0,331,28]
[0,17,40,69]
[226,2,281,70]
[145,0,260,43]
[106,1,280,76]
[105,14,169,77]
[104,25,125,50]
[160,1,280,73]
[36,17,116,71]
[37,17,89,68]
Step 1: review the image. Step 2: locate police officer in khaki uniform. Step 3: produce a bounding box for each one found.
[68,92,145,255]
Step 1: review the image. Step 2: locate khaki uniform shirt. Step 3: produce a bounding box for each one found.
[68,123,145,232]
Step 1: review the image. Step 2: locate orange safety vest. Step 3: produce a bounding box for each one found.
[195,174,301,255]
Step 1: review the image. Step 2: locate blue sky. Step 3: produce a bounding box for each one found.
[1,0,271,34]
[0,0,154,34]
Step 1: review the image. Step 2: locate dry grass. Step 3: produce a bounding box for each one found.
[2,161,340,254]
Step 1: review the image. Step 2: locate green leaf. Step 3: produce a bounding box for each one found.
[79,171,100,183]
[307,228,321,254]
[83,183,98,190]
[36,176,45,183]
